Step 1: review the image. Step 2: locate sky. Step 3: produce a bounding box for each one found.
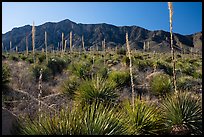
[2,2,202,35]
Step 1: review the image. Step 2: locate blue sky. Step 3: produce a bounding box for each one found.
[2,2,202,35]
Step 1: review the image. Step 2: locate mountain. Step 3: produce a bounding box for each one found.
[2,19,202,53]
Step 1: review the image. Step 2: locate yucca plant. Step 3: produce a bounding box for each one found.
[17,108,82,135]
[74,76,118,105]
[122,99,166,135]
[80,100,128,135]
[17,101,127,135]
[160,91,202,135]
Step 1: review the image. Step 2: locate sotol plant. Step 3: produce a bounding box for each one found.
[17,101,127,135]
[122,99,166,135]
[160,91,202,135]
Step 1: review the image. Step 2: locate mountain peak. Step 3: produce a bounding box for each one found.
[2,19,202,53]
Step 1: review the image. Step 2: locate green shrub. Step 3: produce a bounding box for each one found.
[19,54,27,61]
[149,73,172,97]
[26,57,34,64]
[177,76,201,91]
[75,76,118,105]
[161,92,202,135]
[157,61,173,76]
[97,67,108,78]
[37,53,46,63]
[17,101,127,135]
[47,57,69,76]
[9,55,19,61]
[108,70,130,88]
[60,76,80,99]
[31,64,52,82]
[69,61,92,80]
[137,60,150,72]
[121,56,130,66]
[2,63,10,87]
[122,99,166,135]
[117,47,126,55]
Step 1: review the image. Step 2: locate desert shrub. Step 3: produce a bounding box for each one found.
[156,61,173,76]
[149,73,172,97]
[97,67,108,78]
[165,56,172,63]
[9,54,19,61]
[17,101,127,135]
[137,60,152,72]
[2,63,10,87]
[2,53,7,60]
[37,53,46,63]
[26,57,34,64]
[117,47,126,55]
[161,91,202,135]
[177,76,202,91]
[60,76,80,99]
[69,61,92,80]
[182,64,201,78]
[31,64,52,82]
[19,54,27,61]
[75,76,118,105]
[122,99,166,135]
[121,56,130,66]
[134,55,144,60]
[47,57,69,76]
[108,70,130,88]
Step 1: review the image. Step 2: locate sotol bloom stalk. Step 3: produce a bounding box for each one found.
[168,2,177,94]
[103,39,106,65]
[126,32,135,111]
[38,68,43,123]
[32,21,36,64]
[62,32,64,54]
[70,31,72,52]
[26,33,28,56]
[45,31,48,64]
[82,35,85,52]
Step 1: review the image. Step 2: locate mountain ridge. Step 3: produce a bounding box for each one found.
[2,19,202,53]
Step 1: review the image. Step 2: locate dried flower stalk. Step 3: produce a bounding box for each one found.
[103,39,106,65]
[32,21,36,64]
[168,2,177,93]
[70,31,72,52]
[62,32,64,53]
[10,41,12,52]
[82,35,85,52]
[126,32,135,111]
[38,68,43,123]
[26,33,28,56]
[45,31,48,64]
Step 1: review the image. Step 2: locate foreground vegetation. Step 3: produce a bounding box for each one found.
[2,49,202,135]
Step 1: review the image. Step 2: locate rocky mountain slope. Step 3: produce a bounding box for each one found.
[2,19,202,53]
